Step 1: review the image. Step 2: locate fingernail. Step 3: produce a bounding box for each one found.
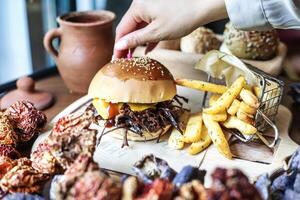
[114,39,128,50]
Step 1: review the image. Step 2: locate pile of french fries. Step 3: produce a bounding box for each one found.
[169,76,260,159]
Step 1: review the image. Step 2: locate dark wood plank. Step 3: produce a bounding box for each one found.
[34,75,83,120]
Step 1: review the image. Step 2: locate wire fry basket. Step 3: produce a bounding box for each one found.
[203,64,284,148]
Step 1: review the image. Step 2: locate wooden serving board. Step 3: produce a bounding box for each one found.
[33,92,297,185]
[33,48,295,185]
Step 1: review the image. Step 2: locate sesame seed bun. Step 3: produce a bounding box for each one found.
[88,57,176,103]
[224,23,279,60]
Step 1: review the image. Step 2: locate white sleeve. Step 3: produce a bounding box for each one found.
[225,0,300,30]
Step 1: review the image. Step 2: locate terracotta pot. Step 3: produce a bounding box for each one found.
[44,10,116,94]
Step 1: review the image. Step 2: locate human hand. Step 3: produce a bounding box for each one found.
[113,0,227,58]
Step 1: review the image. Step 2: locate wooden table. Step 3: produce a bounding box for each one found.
[35,75,82,120]
[35,72,300,145]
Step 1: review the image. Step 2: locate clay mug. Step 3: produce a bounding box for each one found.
[44,10,116,94]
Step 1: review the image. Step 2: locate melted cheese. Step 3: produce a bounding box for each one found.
[128,103,156,111]
[93,99,156,119]
[92,98,111,119]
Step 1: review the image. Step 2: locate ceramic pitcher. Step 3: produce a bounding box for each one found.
[44,11,115,94]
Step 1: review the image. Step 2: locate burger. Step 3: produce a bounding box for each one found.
[88,57,188,146]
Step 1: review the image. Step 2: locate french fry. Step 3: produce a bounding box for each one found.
[236,109,255,125]
[182,113,203,143]
[253,86,261,98]
[209,94,221,106]
[176,79,228,94]
[168,129,185,150]
[209,112,227,122]
[227,99,240,116]
[203,76,246,114]
[244,84,253,91]
[239,101,257,115]
[240,88,259,108]
[222,116,257,135]
[188,125,212,155]
[202,113,232,159]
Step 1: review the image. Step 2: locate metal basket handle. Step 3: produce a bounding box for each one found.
[255,109,279,148]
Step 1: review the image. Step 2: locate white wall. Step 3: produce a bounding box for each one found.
[0,0,32,84]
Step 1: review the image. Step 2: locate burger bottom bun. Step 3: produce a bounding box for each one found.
[98,124,172,141]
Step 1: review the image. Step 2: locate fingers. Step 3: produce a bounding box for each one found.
[115,4,140,42]
[114,8,139,58]
[114,23,160,53]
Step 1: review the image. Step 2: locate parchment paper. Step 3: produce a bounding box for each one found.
[195,50,258,86]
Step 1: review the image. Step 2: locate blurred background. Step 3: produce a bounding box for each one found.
[0,0,132,86]
[0,0,229,88]
[1,0,299,89]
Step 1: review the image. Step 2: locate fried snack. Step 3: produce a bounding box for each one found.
[223,116,257,135]
[48,128,97,170]
[209,112,227,122]
[5,101,47,142]
[0,112,17,145]
[122,176,140,200]
[239,101,257,115]
[0,156,14,179]
[202,113,232,159]
[51,110,94,137]
[50,155,98,199]
[69,170,121,200]
[236,109,255,125]
[227,99,241,116]
[46,111,96,170]
[168,129,185,150]
[204,76,246,114]
[0,158,49,193]
[182,113,203,143]
[51,154,122,200]
[240,88,259,108]
[0,144,20,159]
[253,86,262,98]
[133,154,177,184]
[188,125,212,155]
[175,180,207,200]
[208,168,262,200]
[64,154,99,177]
[30,141,61,174]
[176,79,227,94]
[209,94,221,107]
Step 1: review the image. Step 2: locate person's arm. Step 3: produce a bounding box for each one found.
[225,0,300,30]
[114,0,227,58]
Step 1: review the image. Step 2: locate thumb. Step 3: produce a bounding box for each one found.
[114,24,160,51]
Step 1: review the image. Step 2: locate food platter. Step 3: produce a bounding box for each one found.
[2,48,298,199]
[33,49,298,187]
[33,85,298,185]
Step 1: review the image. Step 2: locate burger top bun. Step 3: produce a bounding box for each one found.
[223,22,279,60]
[180,27,221,54]
[88,57,176,103]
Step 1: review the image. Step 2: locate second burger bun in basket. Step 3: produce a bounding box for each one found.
[223,22,279,60]
[88,57,186,142]
[180,27,221,54]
